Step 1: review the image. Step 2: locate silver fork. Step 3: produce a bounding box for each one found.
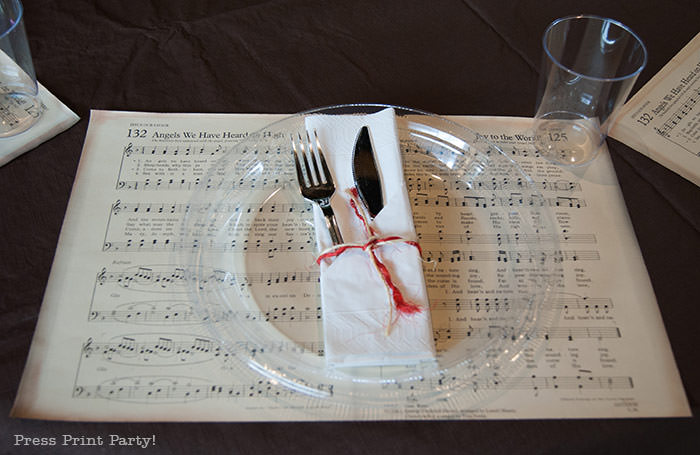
[292,130,343,245]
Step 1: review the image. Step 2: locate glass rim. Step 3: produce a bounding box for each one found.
[543,14,648,83]
[0,0,24,40]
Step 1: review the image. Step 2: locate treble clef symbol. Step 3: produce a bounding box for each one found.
[83,337,95,358]
[97,267,107,284]
[112,200,122,216]
[123,143,133,157]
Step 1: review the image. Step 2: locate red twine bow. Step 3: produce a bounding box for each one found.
[316,188,424,330]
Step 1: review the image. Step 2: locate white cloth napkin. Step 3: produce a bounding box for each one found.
[0,82,79,166]
[305,108,435,368]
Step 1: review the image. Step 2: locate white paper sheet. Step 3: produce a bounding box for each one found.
[11,110,690,421]
[610,32,700,186]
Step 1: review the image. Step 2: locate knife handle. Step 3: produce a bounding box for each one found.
[321,204,344,245]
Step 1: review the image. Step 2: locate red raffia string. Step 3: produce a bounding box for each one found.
[316,188,423,332]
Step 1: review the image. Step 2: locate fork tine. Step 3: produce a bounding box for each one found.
[291,129,343,244]
[291,134,306,187]
[313,130,333,186]
[305,130,322,184]
[302,132,320,186]
[296,132,316,186]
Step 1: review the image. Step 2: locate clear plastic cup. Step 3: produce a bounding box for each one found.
[0,0,42,137]
[534,15,647,166]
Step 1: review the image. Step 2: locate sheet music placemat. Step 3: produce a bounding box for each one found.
[11,110,690,420]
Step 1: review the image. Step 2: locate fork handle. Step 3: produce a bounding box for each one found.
[321,205,344,245]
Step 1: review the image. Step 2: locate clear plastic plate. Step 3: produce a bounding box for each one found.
[181,104,559,416]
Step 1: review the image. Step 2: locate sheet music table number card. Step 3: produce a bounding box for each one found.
[610,32,700,186]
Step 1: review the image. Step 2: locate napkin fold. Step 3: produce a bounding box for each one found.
[305,108,435,368]
[0,82,79,166]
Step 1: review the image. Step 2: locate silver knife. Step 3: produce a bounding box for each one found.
[352,126,384,218]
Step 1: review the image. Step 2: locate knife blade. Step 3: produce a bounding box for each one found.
[352,125,384,218]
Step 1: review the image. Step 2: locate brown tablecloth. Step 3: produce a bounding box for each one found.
[1,1,698,453]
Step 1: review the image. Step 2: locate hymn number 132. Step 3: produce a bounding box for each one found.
[127,129,148,138]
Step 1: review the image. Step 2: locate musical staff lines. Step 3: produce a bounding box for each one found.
[122,143,225,157]
[73,377,333,403]
[89,296,612,326]
[116,176,293,192]
[436,374,633,392]
[121,141,286,158]
[89,302,322,325]
[418,231,596,245]
[102,233,595,254]
[109,199,312,216]
[116,157,583,196]
[108,196,584,218]
[95,266,320,292]
[411,193,587,208]
[102,238,317,256]
[401,142,548,161]
[433,326,621,342]
[429,296,613,314]
[653,86,700,156]
[72,374,632,403]
[116,175,585,195]
[89,301,201,325]
[82,334,229,366]
[405,177,582,193]
[422,248,599,264]
[655,85,699,130]
[101,238,600,265]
